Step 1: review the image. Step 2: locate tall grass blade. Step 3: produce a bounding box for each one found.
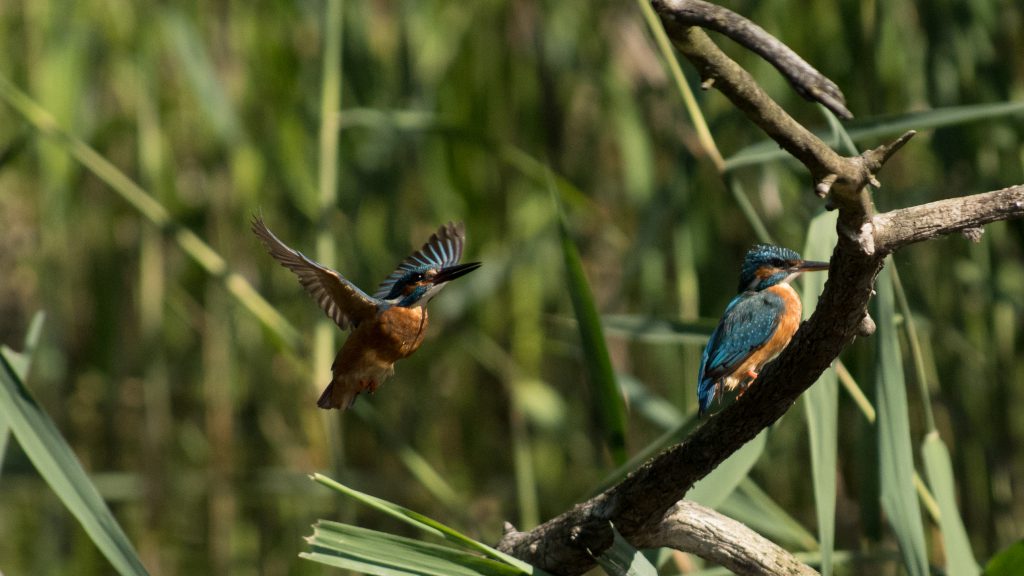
[590,523,658,576]
[727,179,774,244]
[303,521,528,576]
[633,0,725,170]
[922,431,981,575]
[0,74,302,350]
[0,311,46,478]
[875,263,929,576]
[0,352,149,576]
[801,210,839,575]
[893,264,977,574]
[311,473,542,573]
[161,10,243,144]
[719,479,818,551]
[619,373,686,431]
[726,100,1024,170]
[688,429,767,509]
[0,311,45,380]
[316,0,345,476]
[551,182,627,465]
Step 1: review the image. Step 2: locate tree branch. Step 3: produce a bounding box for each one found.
[872,185,1024,252]
[498,182,1024,575]
[649,9,910,221]
[496,4,1024,575]
[633,501,819,576]
[652,0,852,119]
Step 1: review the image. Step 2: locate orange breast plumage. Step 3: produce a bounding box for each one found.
[320,306,429,409]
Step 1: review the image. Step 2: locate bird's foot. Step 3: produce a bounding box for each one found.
[736,373,757,399]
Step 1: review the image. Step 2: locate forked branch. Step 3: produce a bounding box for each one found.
[652,0,852,119]
[498,3,1024,575]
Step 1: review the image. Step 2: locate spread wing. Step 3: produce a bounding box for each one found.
[373,221,465,299]
[252,216,378,330]
[699,290,785,383]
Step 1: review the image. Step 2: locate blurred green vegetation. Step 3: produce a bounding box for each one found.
[0,0,1022,574]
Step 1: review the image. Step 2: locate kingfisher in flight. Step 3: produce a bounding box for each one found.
[253,217,481,410]
[697,245,829,417]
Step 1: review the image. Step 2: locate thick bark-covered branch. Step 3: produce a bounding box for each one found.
[498,231,880,575]
[498,183,1024,575]
[633,502,819,576]
[496,4,1024,576]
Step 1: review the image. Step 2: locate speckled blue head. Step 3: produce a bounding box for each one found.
[738,244,828,293]
[376,222,481,307]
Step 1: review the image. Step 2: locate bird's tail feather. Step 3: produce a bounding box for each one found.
[316,382,359,410]
[697,378,717,418]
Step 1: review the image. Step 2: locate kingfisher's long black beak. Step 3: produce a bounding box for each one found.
[791,260,830,273]
[433,261,482,284]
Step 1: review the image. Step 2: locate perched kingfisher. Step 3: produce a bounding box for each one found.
[252,217,481,410]
[697,245,829,416]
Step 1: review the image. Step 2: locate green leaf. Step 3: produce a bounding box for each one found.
[303,521,526,576]
[688,429,768,509]
[590,523,658,576]
[801,211,839,575]
[875,263,929,576]
[984,540,1024,576]
[311,474,542,574]
[922,431,981,576]
[551,182,627,465]
[0,310,45,381]
[0,351,149,576]
[0,311,46,477]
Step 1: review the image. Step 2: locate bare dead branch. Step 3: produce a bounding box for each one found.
[873,185,1024,252]
[496,5,1024,576]
[652,0,851,119]
[633,501,820,576]
[648,17,881,217]
[498,217,884,576]
[862,130,917,174]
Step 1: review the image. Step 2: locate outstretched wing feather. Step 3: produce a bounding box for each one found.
[373,221,466,299]
[252,217,378,330]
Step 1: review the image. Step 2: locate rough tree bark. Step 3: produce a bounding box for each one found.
[496,1,1024,575]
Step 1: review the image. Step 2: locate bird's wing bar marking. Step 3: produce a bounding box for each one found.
[252,217,378,330]
[373,222,466,299]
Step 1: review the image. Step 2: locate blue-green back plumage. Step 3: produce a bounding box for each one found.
[697,244,828,416]
[697,290,785,414]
